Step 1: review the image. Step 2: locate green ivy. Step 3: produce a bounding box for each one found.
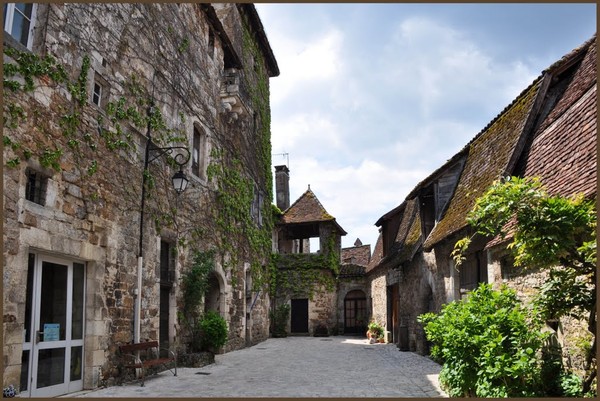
[3,47,68,92]
[180,249,216,352]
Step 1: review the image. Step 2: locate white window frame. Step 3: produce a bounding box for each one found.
[3,3,37,49]
[91,81,102,106]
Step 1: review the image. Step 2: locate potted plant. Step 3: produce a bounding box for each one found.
[367,320,384,343]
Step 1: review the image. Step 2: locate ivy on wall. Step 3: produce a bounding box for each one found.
[270,235,341,300]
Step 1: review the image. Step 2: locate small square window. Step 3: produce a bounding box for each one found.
[90,72,110,109]
[25,169,47,205]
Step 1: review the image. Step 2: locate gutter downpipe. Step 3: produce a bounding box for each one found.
[135,103,154,344]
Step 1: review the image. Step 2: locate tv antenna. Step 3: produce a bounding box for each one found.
[273,152,290,169]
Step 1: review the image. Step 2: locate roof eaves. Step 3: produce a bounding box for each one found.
[201,4,242,69]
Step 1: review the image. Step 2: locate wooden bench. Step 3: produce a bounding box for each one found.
[119,341,177,386]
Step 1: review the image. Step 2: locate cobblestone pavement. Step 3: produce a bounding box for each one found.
[68,336,447,398]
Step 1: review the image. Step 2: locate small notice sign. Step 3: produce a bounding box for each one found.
[43,323,60,341]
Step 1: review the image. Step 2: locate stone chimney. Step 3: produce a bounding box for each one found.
[274,165,290,210]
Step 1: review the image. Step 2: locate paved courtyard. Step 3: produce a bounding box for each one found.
[69,336,447,398]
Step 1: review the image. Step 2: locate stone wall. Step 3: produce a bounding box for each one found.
[3,3,276,393]
[368,269,387,327]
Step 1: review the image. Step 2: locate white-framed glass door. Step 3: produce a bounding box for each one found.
[21,253,85,397]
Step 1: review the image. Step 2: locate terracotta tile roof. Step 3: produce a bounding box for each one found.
[516,37,596,199]
[423,79,543,250]
[341,244,371,267]
[280,186,347,235]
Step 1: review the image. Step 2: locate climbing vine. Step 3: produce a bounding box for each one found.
[270,235,340,299]
[201,18,277,294]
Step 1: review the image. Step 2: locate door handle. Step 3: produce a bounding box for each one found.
[36,331,44,344]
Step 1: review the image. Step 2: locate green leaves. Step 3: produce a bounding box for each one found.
[451,175,596,396]
[419,284,545,397]
[197,310,228,351]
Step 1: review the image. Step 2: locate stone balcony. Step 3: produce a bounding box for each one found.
[220,68,250,117]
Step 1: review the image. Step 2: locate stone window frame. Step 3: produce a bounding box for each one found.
[3,3,37,50]
[25,168,48,206]
[191,122,209,181]
[208,28,215,60]
[88,54,111,111]
[250,182,264,228]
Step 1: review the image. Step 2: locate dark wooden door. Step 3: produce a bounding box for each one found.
[290,299,308,333]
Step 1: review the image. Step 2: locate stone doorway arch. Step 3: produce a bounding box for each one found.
[204,271,224,314]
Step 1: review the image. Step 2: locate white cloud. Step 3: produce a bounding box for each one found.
[268,29,344,105]
[282,157,429,248]
[260,4,591,252]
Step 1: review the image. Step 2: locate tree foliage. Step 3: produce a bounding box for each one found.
[452,176,596,395]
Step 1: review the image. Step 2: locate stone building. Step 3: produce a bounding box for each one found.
[3,3,278,396]
[272,165,378,337]
[369,35,596,363]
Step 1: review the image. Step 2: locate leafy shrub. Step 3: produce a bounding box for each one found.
[418,284,545,397]
[198,310,228,351]
[560,373,583,397]
[270,303,290,338]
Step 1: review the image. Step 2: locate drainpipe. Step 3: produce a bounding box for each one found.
[134,103,154,344]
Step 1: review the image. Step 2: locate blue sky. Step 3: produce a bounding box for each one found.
[255,3,596,251]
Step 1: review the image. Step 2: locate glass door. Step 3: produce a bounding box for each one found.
[21,254,85,397]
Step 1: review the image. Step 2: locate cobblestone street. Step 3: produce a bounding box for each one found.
[69,336,446,398]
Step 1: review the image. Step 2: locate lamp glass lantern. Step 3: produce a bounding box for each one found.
[171,169,189,194]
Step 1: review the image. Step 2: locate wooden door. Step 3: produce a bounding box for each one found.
[290,299,308,333]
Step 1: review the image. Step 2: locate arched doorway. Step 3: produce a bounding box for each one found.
[344,290,367,334]
[204,273,221,313]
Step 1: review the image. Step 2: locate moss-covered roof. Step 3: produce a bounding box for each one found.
[423,79,543,250]
[368,198,421,272]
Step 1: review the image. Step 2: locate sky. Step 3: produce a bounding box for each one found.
[255,3,596,251]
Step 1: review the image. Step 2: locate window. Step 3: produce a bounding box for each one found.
[3,3,36,49]
[459,251,487,298]
[250,184,263,227]
[25,169,47,205]
[208,29,214,59]
[90,72,109,109]
[192,125,207,179]
[159,240,175,285]
[91,82,102,106]
[192,127,201,176]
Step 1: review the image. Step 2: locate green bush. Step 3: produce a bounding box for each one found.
[198,310,228,351]
[418,284,545,397]
[560,373,584,397]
